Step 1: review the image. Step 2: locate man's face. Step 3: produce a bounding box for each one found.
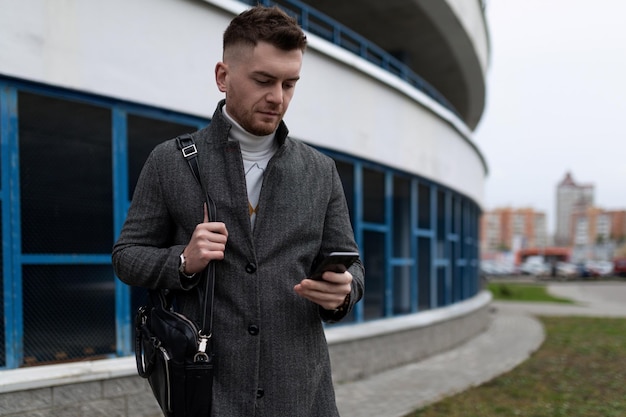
[216,41,303,136]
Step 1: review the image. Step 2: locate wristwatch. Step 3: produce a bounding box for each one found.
[179,252,196,279]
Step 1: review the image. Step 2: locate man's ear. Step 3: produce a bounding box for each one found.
[215,62,228,93]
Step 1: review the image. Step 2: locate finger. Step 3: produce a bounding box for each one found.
[206,223,228,241]
[295,285,347,310]
[203,203,209,223]
[321,271,352,284]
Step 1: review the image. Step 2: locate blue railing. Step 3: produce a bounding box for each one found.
[243,0,460,118]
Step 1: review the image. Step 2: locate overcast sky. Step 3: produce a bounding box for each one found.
[473,0,626,234]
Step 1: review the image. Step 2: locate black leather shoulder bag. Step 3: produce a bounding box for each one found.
[135,133,216,417]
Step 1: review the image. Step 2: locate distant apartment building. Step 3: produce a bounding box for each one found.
[571,207,626,246]
[572,207,610,246]
[555,172,594,246]
[480,207,548,255]
[612,210,626,242]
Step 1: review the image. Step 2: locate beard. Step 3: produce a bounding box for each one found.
[238,108,283,136]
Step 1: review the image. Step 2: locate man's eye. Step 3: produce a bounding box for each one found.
[255,79,270,85]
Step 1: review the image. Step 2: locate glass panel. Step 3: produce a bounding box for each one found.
[363,168,385,223]
[436,190,446,258]
[457,264,466,301]
[459,199,466,257]
[450,196,458,234]
[393,176,411,258]
[450,241,458,302]
[437,266,447,307]
[393,265,411,315]
[128,114,198,199]
[418,183,430,230]
[0,205,4,367]
[363,231,385,320]
[23,265,115,366]
[417,236,431,310]
[18,92,112,254]
[0,91,3,176]
[472,205,480,294]
[335,160,354,223]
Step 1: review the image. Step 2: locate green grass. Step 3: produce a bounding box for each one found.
[488,282,573,303]
[405,316,626,417]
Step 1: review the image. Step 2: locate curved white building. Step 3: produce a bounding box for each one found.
[0,0,490,413]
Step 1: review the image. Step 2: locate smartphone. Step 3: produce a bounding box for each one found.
[310,251,359,280]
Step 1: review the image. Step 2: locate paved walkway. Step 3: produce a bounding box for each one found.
[334,281,626,417]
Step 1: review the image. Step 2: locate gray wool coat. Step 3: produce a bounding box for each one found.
[112,100,364,417]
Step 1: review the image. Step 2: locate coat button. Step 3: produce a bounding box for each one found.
[256,388,264,398]
[245,263,257,273]
[248,324,259,335]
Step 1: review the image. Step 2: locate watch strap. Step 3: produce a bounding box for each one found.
[179,252,196,279]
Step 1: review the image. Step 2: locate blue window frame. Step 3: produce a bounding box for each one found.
[0,77,207,368]
[322,148,481,323]
[0,75,480,369]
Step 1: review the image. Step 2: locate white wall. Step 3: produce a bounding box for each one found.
[445,0,490,75]
[0,0,486,206]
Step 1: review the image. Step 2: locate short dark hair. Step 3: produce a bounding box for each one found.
[223,5,307,53]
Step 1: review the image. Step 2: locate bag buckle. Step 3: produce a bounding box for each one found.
[194,334,211,362]
[181,144,198,158]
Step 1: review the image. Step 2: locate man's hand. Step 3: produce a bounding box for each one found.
[294,270,352,310]
[182,204,228,275]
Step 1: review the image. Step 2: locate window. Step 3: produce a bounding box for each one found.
[363,231,385,320]
[17,92,116,365]
[393,176,411,258]
[418,183,430,230]
[363,168,385,223]
[335,160,355,223]
[393,265,411,314]
[1,81,208,369]
[19,92,113,254]
[417,236,431,310]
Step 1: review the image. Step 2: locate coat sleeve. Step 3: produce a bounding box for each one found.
[111,147,199,291]
[317,161,365,323]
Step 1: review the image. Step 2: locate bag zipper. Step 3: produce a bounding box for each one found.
[156,344,172,412]
[170,310,211,362]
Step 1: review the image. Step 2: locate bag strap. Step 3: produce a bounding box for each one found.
[176,133,217,339]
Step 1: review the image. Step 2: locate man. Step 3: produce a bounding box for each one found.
[112,5,364,417]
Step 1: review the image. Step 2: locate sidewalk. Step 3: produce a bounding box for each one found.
[335,282,626,417]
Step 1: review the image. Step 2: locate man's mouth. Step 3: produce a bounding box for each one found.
[259,110,280,119]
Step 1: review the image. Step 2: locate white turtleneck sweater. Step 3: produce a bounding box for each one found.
[222,108,278,228]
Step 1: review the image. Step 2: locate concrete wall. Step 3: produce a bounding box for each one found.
[0,291,492,416]
[0,374,162,417]
[327,291,493,383]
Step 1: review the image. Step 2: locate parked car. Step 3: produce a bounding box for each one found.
[614,258,626,277]
[480,260,516,277]
[556,262,578,279]
[585,260,614,277]
[520,257,549,277]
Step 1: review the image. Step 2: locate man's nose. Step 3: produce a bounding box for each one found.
[266,84,284,104]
